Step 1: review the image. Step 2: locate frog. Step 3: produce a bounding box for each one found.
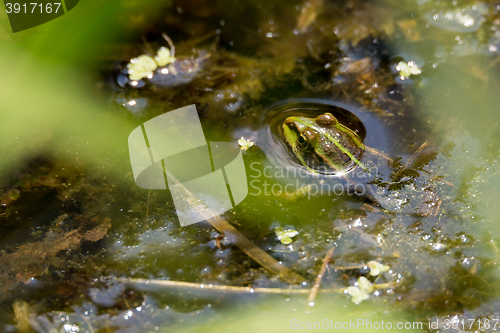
[282,112,368,175]
[281,112,379,202]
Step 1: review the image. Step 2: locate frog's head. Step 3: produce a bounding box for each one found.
[282,113,364,173]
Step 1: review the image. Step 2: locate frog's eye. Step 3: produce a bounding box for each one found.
[298,134,309,148]
[316,113,338,127]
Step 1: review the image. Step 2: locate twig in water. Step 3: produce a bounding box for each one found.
[331,264,366,270]
[119,277,396,295]
[307,246,335,306]
[365,146,393,162]
[162,33,176,57]
[393,141,430,179]
[119,277,340,295]
[438,178,474,196]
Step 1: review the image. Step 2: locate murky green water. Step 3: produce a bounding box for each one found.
[1,0,500,331]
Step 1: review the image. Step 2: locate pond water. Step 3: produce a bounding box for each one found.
[0,0,500,332]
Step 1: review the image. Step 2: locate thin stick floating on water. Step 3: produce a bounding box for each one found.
[119,277,341,295]
[118,278,394,295]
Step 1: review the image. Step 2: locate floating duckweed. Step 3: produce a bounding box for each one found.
[127,47,176,81]
[367,261,390,276]
[127,55,158,81]
[346,277,373,304]
[396,61,421,79]
[275,227,299,245]
[155,47,176,67]
[238,137,254,151]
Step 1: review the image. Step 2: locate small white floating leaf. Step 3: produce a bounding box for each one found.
[127,55,158,81]
[238,137,254,151]
[367,261,390,276]
[155,47,176,67]
[396,61,421,79]
[275,227,298,245]
[346,276,373,304]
